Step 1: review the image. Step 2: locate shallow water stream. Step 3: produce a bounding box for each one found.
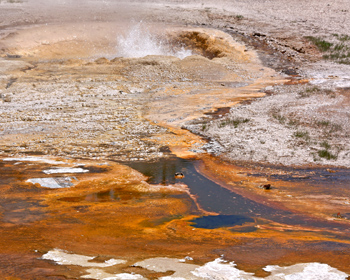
[126,157,350,234]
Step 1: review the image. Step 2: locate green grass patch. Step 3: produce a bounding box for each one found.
[339,35,350,42]
[306,36,333,52]
[329,123,342,133]
[272,113,286,124]
[318,149,337,160]
[294,130,310,140]
[298,86,320,98]
[311,34,350,65]
[305,86,321,93]
[219,117,250,128]
[316,120,330,127]
[298,87,335,98]
[288,119,300,126]
[333,43,347,51]
[339,59,350,65]
[298,91,311,98]
[320,141,331,150]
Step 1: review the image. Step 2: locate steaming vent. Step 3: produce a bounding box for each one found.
[116,22,193,59]
[116,22,251,62]
[1,20,250,63]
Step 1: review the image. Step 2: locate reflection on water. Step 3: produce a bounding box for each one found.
[190,215,255,229]
[58,189,151,203]
[1,198,47,225]
[58,189,169,203]
[125,157,350,233]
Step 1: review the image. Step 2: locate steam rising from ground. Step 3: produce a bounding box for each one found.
[116,21,192,59]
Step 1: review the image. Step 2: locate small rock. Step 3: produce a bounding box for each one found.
[95,57,110,64]
[3,94,12,102]
[333,212,344,219]
[327,169,337,173]
[175,172,184,179]
[260,184,271,190]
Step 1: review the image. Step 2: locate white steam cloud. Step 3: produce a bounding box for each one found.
[116,21,192,59]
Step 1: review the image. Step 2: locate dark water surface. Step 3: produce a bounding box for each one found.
[190,214,254,229]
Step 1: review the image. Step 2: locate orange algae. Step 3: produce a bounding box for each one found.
[1,156,350,279]
[0,158,240,278]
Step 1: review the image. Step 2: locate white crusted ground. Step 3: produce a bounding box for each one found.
[42,250,349,280]
[187,83,350,167]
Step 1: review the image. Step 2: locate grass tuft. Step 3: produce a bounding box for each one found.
[329,123,342,133]
[339,34,350,42]
[219,117,250,128]
[318,149,337,160]
[306,36,333,52]
[316,120,330,127]
[310,34,350,64]
[288,118,300,126]
[298,87,335,98]
[272,113,286,124]
[294,130,310,140]
[320,141,331,150]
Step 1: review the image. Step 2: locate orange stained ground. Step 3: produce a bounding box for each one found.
[0,157,350,279]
